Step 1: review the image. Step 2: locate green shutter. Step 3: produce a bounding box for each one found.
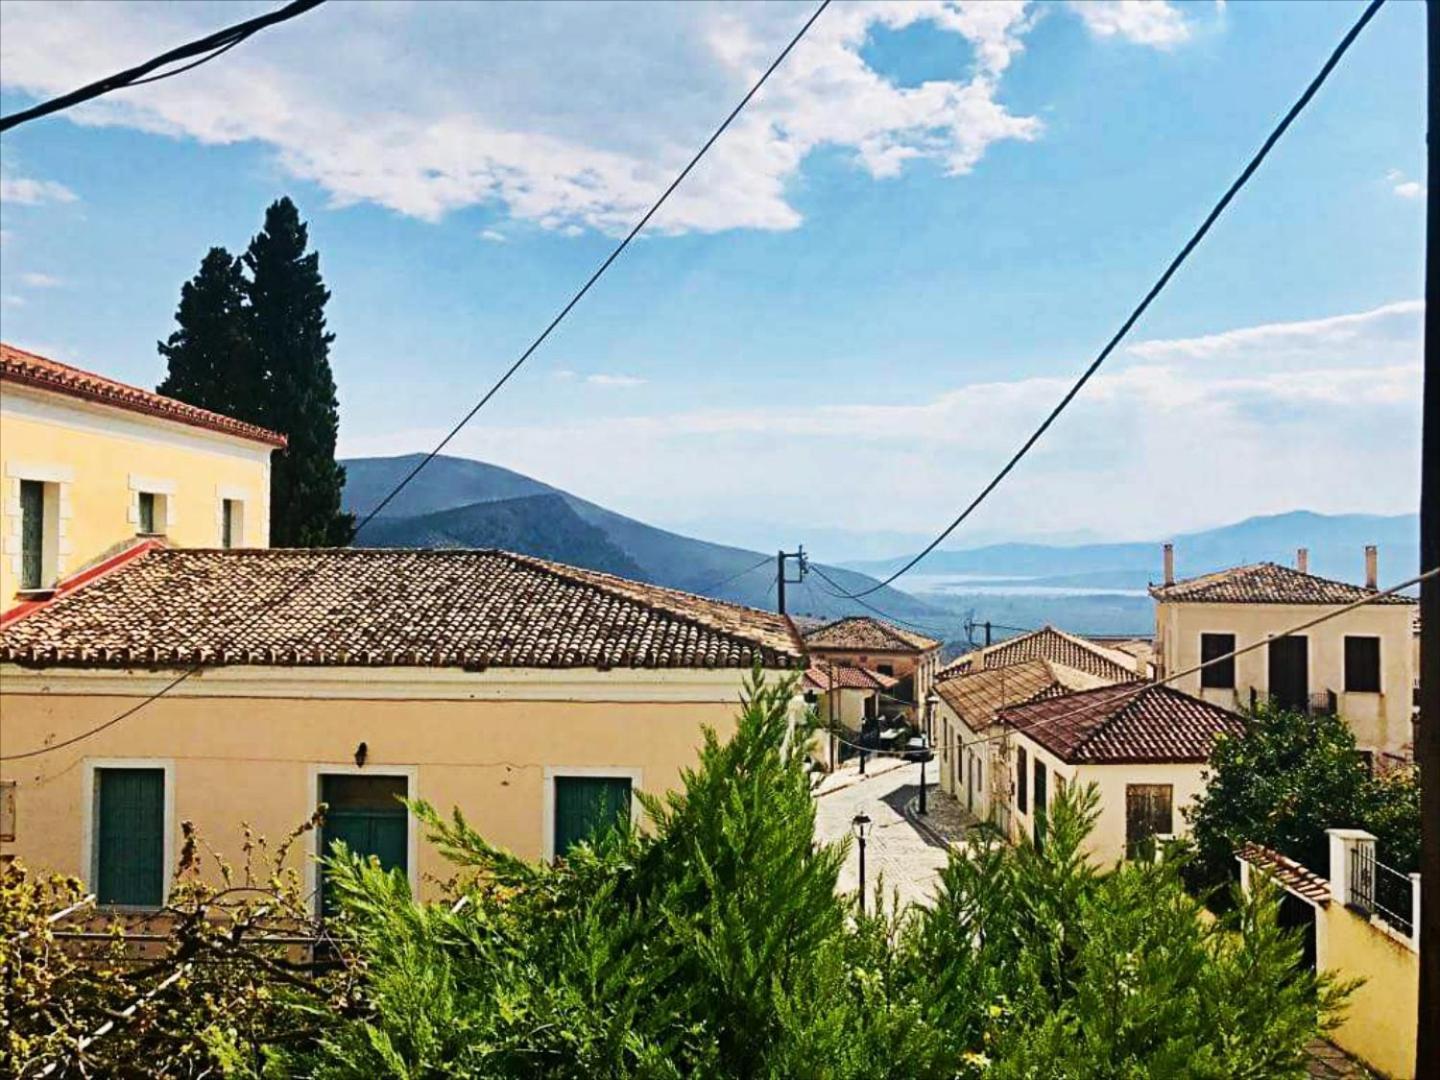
[320,775,408,914]
[138,492,156,534]
[95,768,166,907]
[19,480,43,589]
[553,776,631,857]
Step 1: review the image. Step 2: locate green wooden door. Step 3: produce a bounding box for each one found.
[95,768,165,907]
[553,776,631,857]
[19,479,43,589]
[320,775,408,914]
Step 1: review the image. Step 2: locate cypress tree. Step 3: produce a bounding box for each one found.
[156,247,257,418]
[243,197,354,547]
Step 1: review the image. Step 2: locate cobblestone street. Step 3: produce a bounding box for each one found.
[813,757,971,910]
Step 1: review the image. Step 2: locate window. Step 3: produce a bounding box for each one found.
[1199,633,1236,689]
[94,768,166,907]
[1015,747,1028,813]
[136,491,167,535]
[553,775,632,858]
[876,664,894,677]
[19,479,45,589]
[318,774,408,914]
[1032,760,1048,848]
[1125,784,1174,860]
[1344,636,1381,693]
[221,498,242,548]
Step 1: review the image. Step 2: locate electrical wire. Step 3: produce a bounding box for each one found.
[686,555,775,598]
[807,564,955,637]
[831,0,1386,599]
[0,2,830,763]
[0,1,327,133]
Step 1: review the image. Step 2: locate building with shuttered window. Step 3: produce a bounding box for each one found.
[998,682,1243,865]
[0,342,285,607]
[0,548,805,909]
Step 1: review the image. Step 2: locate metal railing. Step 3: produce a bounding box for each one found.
[1348,845,1415,938]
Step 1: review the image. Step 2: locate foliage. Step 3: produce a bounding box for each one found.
[6,672,1344,1077]
[1185,701,1421,898]
[157,197,354,547]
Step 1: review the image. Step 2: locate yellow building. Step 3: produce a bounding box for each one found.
[932,626,1143,828]
[0,548,804,909]
[998,682,1243,864]
[0,343,285,606]
[1150,545,1418,758]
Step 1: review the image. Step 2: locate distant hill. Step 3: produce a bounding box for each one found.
[342,454,949,625]
[360,493,648,581]
[844,510,1419,588]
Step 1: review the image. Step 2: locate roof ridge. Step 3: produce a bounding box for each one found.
[1053,682,1146,757]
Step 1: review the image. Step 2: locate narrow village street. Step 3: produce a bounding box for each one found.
[813,756,969,910]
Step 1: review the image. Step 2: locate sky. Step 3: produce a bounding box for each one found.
[0,0,1427,559]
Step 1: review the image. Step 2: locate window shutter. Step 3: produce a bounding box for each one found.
[19,480,44,589]
[553,776,632,857]
[96,768,165,907]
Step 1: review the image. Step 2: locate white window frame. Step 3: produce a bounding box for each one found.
[6,462,73,590]
[305,764,419,913]
[216,485,250,547]
[128,474,176,535]
[542,766,643,862]
[81,758,176,909]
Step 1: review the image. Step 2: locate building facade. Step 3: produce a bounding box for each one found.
[0,548,804,909]
[0,343,284,605]
[1151,547,1417,758]
[801,616,940,719]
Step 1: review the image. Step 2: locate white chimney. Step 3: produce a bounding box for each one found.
[1365,545,1378,590]
[1296,548,1309,573]
[1163,543,1174,586]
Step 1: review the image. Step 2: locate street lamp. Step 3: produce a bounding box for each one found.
[919,692,939,816]
[852,811,872,913]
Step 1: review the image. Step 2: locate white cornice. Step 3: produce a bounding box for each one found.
[0,663,763,703]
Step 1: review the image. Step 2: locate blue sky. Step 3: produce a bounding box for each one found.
[0,0,1426,558]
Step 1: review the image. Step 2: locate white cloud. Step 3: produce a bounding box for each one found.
[1387,169,1425,199]
[0,1,1186,236]
[18,271,62,287]
[1,294,26,307]
[340,301,1422,539]
[0,173,77,205]
[585,373,647,387]
[479,229,508,243]
[1067,1,1191,48]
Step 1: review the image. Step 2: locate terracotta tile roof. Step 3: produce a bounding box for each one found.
[935,657,1108,733]
[802,616,939,653]
[1149,562,1415,606]
[1236,842,1331,906]
[0,342,286,448]
[0,548,804,670]
[802,663,898,693]
[940,626,1142,684]
[1000,682,1243,765]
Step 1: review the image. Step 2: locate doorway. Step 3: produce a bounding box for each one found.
[1268,636,1309,711]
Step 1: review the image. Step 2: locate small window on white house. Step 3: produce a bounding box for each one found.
[221,498,243,548]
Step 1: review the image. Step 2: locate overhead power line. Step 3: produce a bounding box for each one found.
[807,564,955,637]
[0,1,328,133]
[835,0,1386,599]
[0,1,831,763]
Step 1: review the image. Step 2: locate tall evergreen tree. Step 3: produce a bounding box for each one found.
[242,197,354,546]
[156,247,257,418]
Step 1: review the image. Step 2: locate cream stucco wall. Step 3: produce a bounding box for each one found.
[1318,901,1419,1079]
[1155,599,1415,755]
[0,665,762,906]
[1006,731,1209,865]
[0,382,275,603]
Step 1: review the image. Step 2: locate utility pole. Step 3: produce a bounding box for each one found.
[775,546,807,616]
[1417,3,1438,1072]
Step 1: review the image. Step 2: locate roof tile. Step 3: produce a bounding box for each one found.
[941,626,1141,684]
[1149,562,1414,606]
[802,616,939,653]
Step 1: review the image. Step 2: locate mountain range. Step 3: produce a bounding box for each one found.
[342,454,945,623]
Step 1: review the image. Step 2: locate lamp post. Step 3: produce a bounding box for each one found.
[852,811,872,913]
[919,691,939,816]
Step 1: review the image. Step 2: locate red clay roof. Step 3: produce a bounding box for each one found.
[940,626,1142,684]
[935,657,1103,733]
[803,616,939,653]
[1000,682,1243,765]
[0,548,804,671]
[1236,842,1331,906]
[1149,562,1414,606]
[0,342,286,448]
[802,663,898,693]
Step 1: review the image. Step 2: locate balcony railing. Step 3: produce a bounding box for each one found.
[1348,845,1415,939]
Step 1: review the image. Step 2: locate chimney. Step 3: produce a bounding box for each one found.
[1162,543,1175,586]
[1364,545,1378,590]
[1296,548,1309,574]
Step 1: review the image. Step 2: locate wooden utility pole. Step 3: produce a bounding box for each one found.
[1418,2,1438,1073]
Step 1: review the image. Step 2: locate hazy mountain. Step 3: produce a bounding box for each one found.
[845,510,1419,587]
[343,454,949,623]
